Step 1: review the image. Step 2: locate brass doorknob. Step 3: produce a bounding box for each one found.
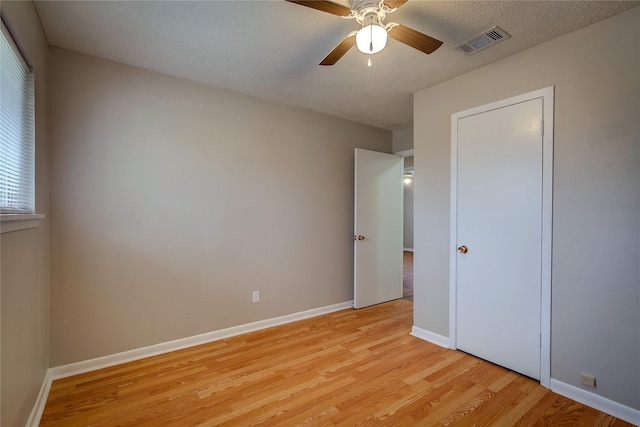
[457,245,468,254]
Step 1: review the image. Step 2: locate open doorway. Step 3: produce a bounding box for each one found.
[402,155,414,301]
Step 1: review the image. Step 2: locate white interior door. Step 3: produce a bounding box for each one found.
[454,98,544,380]
[354,148,403,309]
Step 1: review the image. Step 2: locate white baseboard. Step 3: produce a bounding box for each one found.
[550,379,640,426]
[25,370,52,427]
[27,300,353,427]
[403,248,414,252]
[410,326,450,348]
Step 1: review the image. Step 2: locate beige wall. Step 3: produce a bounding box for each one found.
[49,48,391,365]
[392,126,413,153]
[414,7,639,410]
[0,2,50,426]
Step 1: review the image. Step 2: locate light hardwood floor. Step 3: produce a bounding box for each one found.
[40,299,632,426]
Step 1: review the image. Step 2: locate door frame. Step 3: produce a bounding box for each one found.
[449,86,554,388]
[394,149,414,157]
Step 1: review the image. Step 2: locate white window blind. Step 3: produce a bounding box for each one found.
[1,21,35,214]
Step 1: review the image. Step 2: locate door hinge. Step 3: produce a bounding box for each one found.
[539,333,542,348]
[540,120,544,136]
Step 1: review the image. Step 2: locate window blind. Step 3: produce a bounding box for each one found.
[0,22,35,214]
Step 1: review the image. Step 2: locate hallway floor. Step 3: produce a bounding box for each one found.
[403,250,413,301]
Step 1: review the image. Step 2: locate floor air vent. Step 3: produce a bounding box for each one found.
[454,26,511,56]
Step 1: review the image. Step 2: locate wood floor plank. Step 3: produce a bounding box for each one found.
[40,299,634,426]
[497,385,552,426]
[454,378,529,426]
[412,382,488,424]
[435,387,497,426]
[403,351,465,385]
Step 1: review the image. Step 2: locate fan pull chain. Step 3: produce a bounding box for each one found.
[369,22,374,52]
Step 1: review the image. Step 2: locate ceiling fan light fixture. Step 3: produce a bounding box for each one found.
[356,24,387,54]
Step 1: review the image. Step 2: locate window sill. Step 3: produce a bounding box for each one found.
[0,214,45,234]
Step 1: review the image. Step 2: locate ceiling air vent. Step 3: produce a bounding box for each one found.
[454,26,511,56]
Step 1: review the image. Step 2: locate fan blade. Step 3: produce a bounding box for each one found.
[284,0,352,17]
[384,0,408,8]
[320,35,356,66]
[388,24,443,54]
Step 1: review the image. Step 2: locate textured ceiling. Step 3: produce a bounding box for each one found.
[34,0,638,130]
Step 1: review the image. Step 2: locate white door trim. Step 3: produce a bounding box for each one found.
[449,86,554,388]
[394,149,414,157]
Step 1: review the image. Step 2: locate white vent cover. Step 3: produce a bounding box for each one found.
[454,26,511,55]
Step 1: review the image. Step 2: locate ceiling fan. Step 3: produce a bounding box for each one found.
[285,0,443,66]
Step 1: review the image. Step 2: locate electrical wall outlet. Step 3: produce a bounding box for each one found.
[580,373,596,388]
[252,291,260,303]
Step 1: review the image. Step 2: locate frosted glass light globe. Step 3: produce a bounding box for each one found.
[356,24,388,54]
